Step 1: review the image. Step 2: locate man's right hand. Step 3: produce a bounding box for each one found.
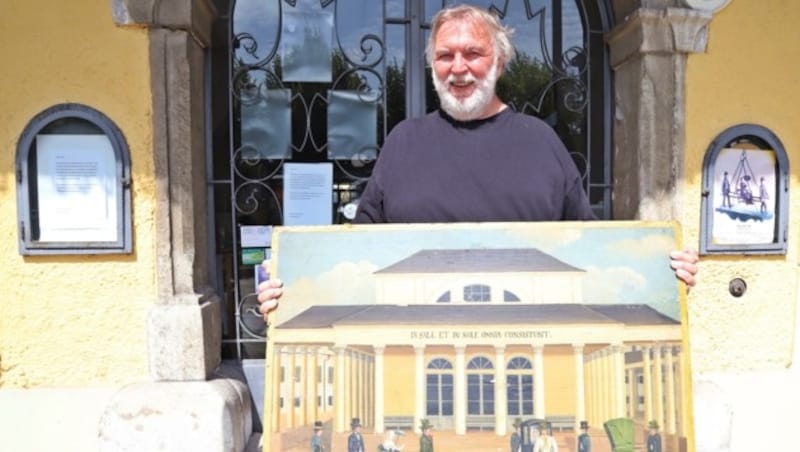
[256,260,283,321]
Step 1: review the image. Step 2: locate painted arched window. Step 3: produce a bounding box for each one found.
[436,291,451,303]
[506,356,534,416]
[426,358,454,416]
[503,290,521,302]
[467,356,494,415]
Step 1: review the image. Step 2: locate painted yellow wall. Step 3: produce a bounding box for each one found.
[384,348,417,415]
[542,346,577,415]
[684,0,800,372]
[0,0,155,387]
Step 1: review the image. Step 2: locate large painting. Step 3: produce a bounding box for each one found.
[263,221,693,452]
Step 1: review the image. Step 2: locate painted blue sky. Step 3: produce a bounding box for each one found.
[273,222,682,323]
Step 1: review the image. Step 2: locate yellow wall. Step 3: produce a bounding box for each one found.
[384,348,418,415]
[0,0,155,387]
[684,0,800,372]
[542,346,577,415]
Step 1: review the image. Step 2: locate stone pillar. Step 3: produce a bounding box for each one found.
[573,344,586,430]
[100,2,255,451]
[533,345,545,418]
[494,345,507,435]
[606,6,712,220]
[454,345,467,435]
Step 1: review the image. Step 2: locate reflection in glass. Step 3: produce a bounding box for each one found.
[327,90,378,161]
[281,10,333,82]
[241,89,292,160]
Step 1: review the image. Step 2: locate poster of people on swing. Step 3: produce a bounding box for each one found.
[711,146,777,245]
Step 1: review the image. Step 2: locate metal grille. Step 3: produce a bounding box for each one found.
[211,0,611,360]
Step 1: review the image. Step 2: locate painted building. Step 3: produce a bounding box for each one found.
[270,247,686,451]
[0,1,798,451]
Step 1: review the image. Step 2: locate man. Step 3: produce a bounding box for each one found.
[348,418,364,452]
[256,4,698,317]
[419,419,434,452]
[311,421,324,452]
[646,420,662,452]
[721,171,731,207]
[510,418,522,452]
[759,176,768,214]
[577,420,591,452]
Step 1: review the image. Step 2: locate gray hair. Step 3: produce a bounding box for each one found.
[425,4,515,67]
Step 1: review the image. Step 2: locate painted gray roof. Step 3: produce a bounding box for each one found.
[374,248,584,274]
[276,304,678,329]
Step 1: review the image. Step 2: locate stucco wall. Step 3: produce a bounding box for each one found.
[0,0,155,387]
[684,0,800,373]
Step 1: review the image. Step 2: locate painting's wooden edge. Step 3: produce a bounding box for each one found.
[261,231,283,452]
[675,225,697,452]
[270,219,680,235]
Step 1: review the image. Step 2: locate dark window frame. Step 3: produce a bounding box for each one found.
[16,103,132,255]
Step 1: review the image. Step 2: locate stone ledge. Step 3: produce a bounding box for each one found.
[98,378,253,452]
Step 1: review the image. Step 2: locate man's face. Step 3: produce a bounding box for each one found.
[431,18,502,121]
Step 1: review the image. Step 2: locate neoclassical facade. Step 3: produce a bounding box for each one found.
[268,248,686,449]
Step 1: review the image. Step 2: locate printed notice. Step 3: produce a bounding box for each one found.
[36,134,118,242]
[282,162,333,226]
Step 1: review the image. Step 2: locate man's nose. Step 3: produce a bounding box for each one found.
[451,53,468,73]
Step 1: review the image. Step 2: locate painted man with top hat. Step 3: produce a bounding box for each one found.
[646,420,662,452]
[577,420,591,452]
[311,421,325,452]
[510,418,522,452]
[419,418,434,452]
[348,418,365,452]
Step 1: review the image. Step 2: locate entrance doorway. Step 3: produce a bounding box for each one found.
[209,0,611,365]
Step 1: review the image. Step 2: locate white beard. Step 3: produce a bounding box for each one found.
[433,59,499,121]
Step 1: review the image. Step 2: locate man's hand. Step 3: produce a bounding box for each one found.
[256,260,283,320]
[670,248,699,292]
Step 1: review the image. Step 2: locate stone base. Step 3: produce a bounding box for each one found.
[98,379,252,452]
[147,298,222,381]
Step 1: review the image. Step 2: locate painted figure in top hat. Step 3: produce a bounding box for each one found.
[510,418,522,452]
[419,418,434,452]
[311,421,325,452]
[646,420,662,452]
[577,420,591,452]
[348,418,364,452]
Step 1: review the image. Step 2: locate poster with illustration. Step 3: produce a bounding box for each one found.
[263,221,693,452]
[710,147,777,245]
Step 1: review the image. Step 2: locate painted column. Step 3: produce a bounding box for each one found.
[643,346,653,423]
[573,344,586,430]
[454,345,467,435]
[334,345,347,432]
[653,344,664,428]
[533,345,545,418]
[494,345,507,435]
[305,347,315,425]
[613,345,626,418]
[664,346,677,434]
[414,345,426,434]
[599,348,610,422]
[367,354,375,429]
[288,346,298,429]
[626,367,636,418]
